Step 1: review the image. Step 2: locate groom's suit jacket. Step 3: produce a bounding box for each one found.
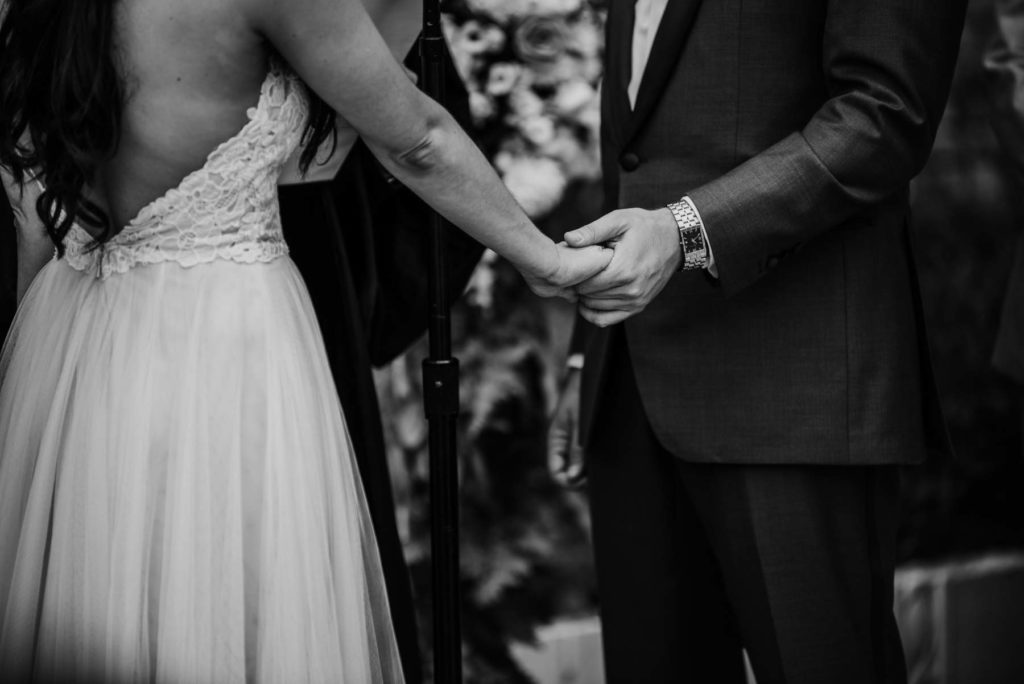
[580,0,967,465]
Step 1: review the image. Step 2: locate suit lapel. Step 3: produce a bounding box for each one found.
[602,0,635,151]
[625,0,705,145]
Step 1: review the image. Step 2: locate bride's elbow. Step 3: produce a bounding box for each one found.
[386,114,455,175]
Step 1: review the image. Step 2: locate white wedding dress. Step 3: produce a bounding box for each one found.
[0,63,404,683]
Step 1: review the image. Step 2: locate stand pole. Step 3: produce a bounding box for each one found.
[419,2,462,681]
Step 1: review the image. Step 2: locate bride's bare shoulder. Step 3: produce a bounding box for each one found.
[122,0,261,55]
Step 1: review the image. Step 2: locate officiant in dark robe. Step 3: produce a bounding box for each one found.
[0,37,482,684]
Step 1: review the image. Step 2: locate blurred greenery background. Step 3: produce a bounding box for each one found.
[903,0,1024,562]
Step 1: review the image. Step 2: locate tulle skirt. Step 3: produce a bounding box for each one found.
[0,255,403,683]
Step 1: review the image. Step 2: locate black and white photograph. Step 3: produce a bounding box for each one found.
[0,0,1022,682]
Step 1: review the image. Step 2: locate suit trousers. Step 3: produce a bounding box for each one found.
[586,330,907,684]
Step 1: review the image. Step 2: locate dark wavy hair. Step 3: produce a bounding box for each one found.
[0,0,337,254]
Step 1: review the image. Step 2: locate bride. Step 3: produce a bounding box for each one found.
[0,0,611,681]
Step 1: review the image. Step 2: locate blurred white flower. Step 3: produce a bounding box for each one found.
[545,128,601,180]
[467,0,583,24]
[486,63,523,97]
[469,90,497,124]
[452,19,498,56]
[464,249,500,311]
[465,0,519,23]
[576,96,601,135]
[502,156,568,218]
[577,54,603,83]
[493,150,516,173]
[514,16,570,65]
[529,54,584,87]
[568,12,603,59]
[520,115,557,146]
[449,47,482,86]
[552,79,596,116]
[508,86,546,119]
[525,0,584,15]
[538,126,580,162]
[481,24,507,53]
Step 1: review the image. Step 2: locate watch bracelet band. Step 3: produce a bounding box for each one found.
[667,196,708,271]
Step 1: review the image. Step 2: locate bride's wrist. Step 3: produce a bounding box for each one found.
[517,237,560,283]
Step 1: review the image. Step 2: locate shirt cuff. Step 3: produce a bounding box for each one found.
[685,195,718,279]
[566,353,585,371]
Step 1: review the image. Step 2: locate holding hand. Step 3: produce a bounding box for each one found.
[521,241,614,301]
[564,208,681,327]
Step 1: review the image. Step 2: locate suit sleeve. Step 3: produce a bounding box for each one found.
[986,0,1024,181]
[688,0,968,297]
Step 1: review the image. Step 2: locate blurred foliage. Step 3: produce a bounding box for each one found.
[901,0,1024,562]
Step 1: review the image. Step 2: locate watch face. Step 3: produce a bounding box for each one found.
[682,228,705,253]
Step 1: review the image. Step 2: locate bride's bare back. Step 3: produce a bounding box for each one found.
[99,0,270,230]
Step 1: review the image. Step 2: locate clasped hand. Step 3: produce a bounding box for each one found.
[559,207,681,326]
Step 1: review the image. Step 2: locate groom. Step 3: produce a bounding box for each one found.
[550,0,967,682]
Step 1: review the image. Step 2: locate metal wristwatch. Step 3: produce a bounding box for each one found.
[667,196,708,271]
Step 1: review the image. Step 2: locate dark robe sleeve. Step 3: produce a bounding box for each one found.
[293,37,483,367]
[360,40,484,365]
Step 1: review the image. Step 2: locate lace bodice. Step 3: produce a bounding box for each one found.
[62,64,308,279]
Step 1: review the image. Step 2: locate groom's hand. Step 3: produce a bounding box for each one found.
[565,208,680,327]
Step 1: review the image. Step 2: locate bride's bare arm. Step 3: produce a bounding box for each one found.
[1,169,52,303]
[242,0,609,292]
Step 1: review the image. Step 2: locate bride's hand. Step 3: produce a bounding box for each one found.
[523,242,614,300]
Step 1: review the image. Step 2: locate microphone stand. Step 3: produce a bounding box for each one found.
[419,1,462,681]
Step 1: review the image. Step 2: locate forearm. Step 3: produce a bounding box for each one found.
[369,106,556,278]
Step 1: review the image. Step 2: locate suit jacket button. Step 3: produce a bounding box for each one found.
[619,152,641,172]
[766,256,781,269]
